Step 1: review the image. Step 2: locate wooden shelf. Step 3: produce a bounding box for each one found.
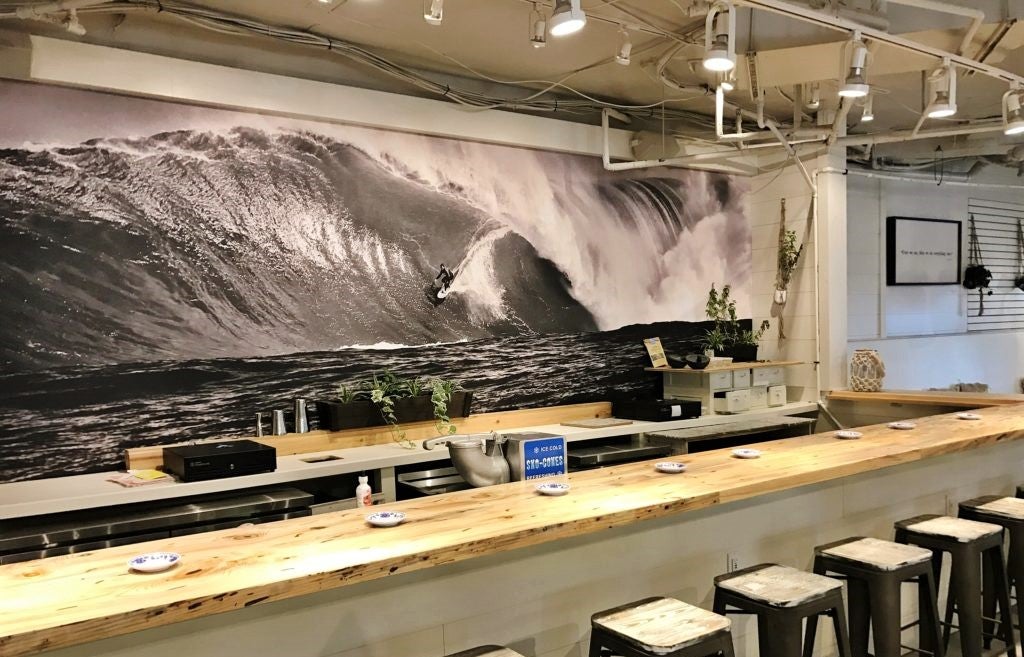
[827,390,1024,408]
[645,360,804,374]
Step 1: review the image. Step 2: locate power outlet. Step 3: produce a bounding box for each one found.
[726,553,740,573]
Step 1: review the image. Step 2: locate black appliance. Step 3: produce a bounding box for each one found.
[612,398,702,422]
[163,439,276,482]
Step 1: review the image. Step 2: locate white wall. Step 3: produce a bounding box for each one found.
[847,174,1024,393]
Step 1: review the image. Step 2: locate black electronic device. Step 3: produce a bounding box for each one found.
[163,440,277,482]
[612,398,701,422]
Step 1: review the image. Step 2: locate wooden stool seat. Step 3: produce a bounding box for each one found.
[905,516,1001,542]
[592,597,731,655]
[973,496,1024,520]
[717,564,842,608]
[821,537,932,571]
[445,646,526,657]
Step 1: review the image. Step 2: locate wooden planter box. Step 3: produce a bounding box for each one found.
[316,392,473,431]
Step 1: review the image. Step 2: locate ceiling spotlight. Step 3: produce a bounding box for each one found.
[703,1,736,72]
[804,82,821,110]
[839,32,870,98]
[926,59,957,118]
[716,70,736,92]
[615,29,632,66]
[549,0,586,37]
[861,94,874,122]
[423,0,443,25]
[1004,87,1024,136]
[529,4,547,48]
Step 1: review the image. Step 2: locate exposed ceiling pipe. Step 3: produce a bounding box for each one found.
[846,163,1024,189]
[826,97,853,146]
[883,0,984,56]
[836,121,1006,146]
[733,0,1024,85]
[1,0,110,19]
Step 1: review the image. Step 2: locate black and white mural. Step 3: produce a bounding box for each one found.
[0,80,751,481]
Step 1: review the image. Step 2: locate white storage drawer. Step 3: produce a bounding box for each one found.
[768,385,787,407]
[752,367,785,387]
[709,370,734,390]
[749,386,768,409]
[714,389,751,414]
[733,368,752,388]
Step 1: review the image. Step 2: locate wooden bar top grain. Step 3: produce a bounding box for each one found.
[4,404,1024,657]
[827,390,1024,407]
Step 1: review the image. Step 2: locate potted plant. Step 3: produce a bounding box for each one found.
[775,227,803,305]
[316,372,473,437]
[701,284,770,362]
[732,320,771,362]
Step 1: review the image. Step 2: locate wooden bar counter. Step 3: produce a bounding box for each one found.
[4,405,1024,657]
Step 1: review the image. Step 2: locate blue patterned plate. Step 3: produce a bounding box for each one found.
[127,552,180,573]
[366,511,406,527]
[655,462,687,474]
[535,482,571,496]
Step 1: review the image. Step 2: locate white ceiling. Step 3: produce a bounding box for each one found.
[4,0,1024,162]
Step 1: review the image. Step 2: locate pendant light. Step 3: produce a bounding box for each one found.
[615,28,632,66]
[861,94,874,122]
[703,1,736,72]
[804,82,821,110]
[716,70,736,93]
[1003,86,1024,136]
[839,32,870,98]
[926,59,957,118]
[423,0,443,25]
[529,4,546,48]
[549,0,586,37]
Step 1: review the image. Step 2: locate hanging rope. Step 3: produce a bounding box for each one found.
[964,215,993,315]
[1015,219,1024,292]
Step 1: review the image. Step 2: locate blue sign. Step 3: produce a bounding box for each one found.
[522,436,566,480]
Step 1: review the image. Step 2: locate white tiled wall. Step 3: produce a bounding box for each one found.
[42,439,1024,657]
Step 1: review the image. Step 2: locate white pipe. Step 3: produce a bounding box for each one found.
[14,0,109,18]
[826,97,853,147]
[733,0,1024,85]
[846,166,1024,189]
[884,0,984,56]
[836,121,1006,146]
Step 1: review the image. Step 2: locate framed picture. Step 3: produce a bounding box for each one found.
[886,216,962,285]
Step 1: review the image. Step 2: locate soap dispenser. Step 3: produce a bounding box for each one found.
[355,475,372,507]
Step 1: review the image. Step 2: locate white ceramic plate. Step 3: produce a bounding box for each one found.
[655,462,687,474]
[732,448,762,459]
[366,511,406,527]
[536,482,571,496]
[835,430,863,440]
[127,552,180,573]
[956,412,982,421]
[888,421,917,430]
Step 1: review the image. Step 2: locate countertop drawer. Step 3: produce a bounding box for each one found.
[709,370,734,390]
[753,367,785,386]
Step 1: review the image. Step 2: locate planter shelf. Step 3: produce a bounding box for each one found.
[316,392,473,431]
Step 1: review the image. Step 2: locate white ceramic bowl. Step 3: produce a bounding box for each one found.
[536,482,571,496]
[956,412,982,421]
[127,552,180,573]
[887,421,916,430]
[366,511,406,527]
[655,462,687,474]
[835,430,863,440]
[732,448,762,459]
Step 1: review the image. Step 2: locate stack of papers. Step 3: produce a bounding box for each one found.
[106,469,173,487]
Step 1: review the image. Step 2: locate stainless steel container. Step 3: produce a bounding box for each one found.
[271,409,287,435]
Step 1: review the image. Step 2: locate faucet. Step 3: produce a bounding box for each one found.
[423,432,511,488]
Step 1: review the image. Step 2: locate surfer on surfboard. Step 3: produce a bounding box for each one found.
[433,263,457,300]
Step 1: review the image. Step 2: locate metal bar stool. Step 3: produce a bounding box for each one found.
[588,596,735,657]
[806,537,943,657]
[446,647,526,657]
[713,563,853,657]
[894,514,1015,657]
[959,496,1024,639]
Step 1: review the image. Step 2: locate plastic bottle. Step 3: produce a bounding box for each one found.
[355,475,372,507]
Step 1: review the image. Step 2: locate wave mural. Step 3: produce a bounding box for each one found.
[0,80,750,481]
